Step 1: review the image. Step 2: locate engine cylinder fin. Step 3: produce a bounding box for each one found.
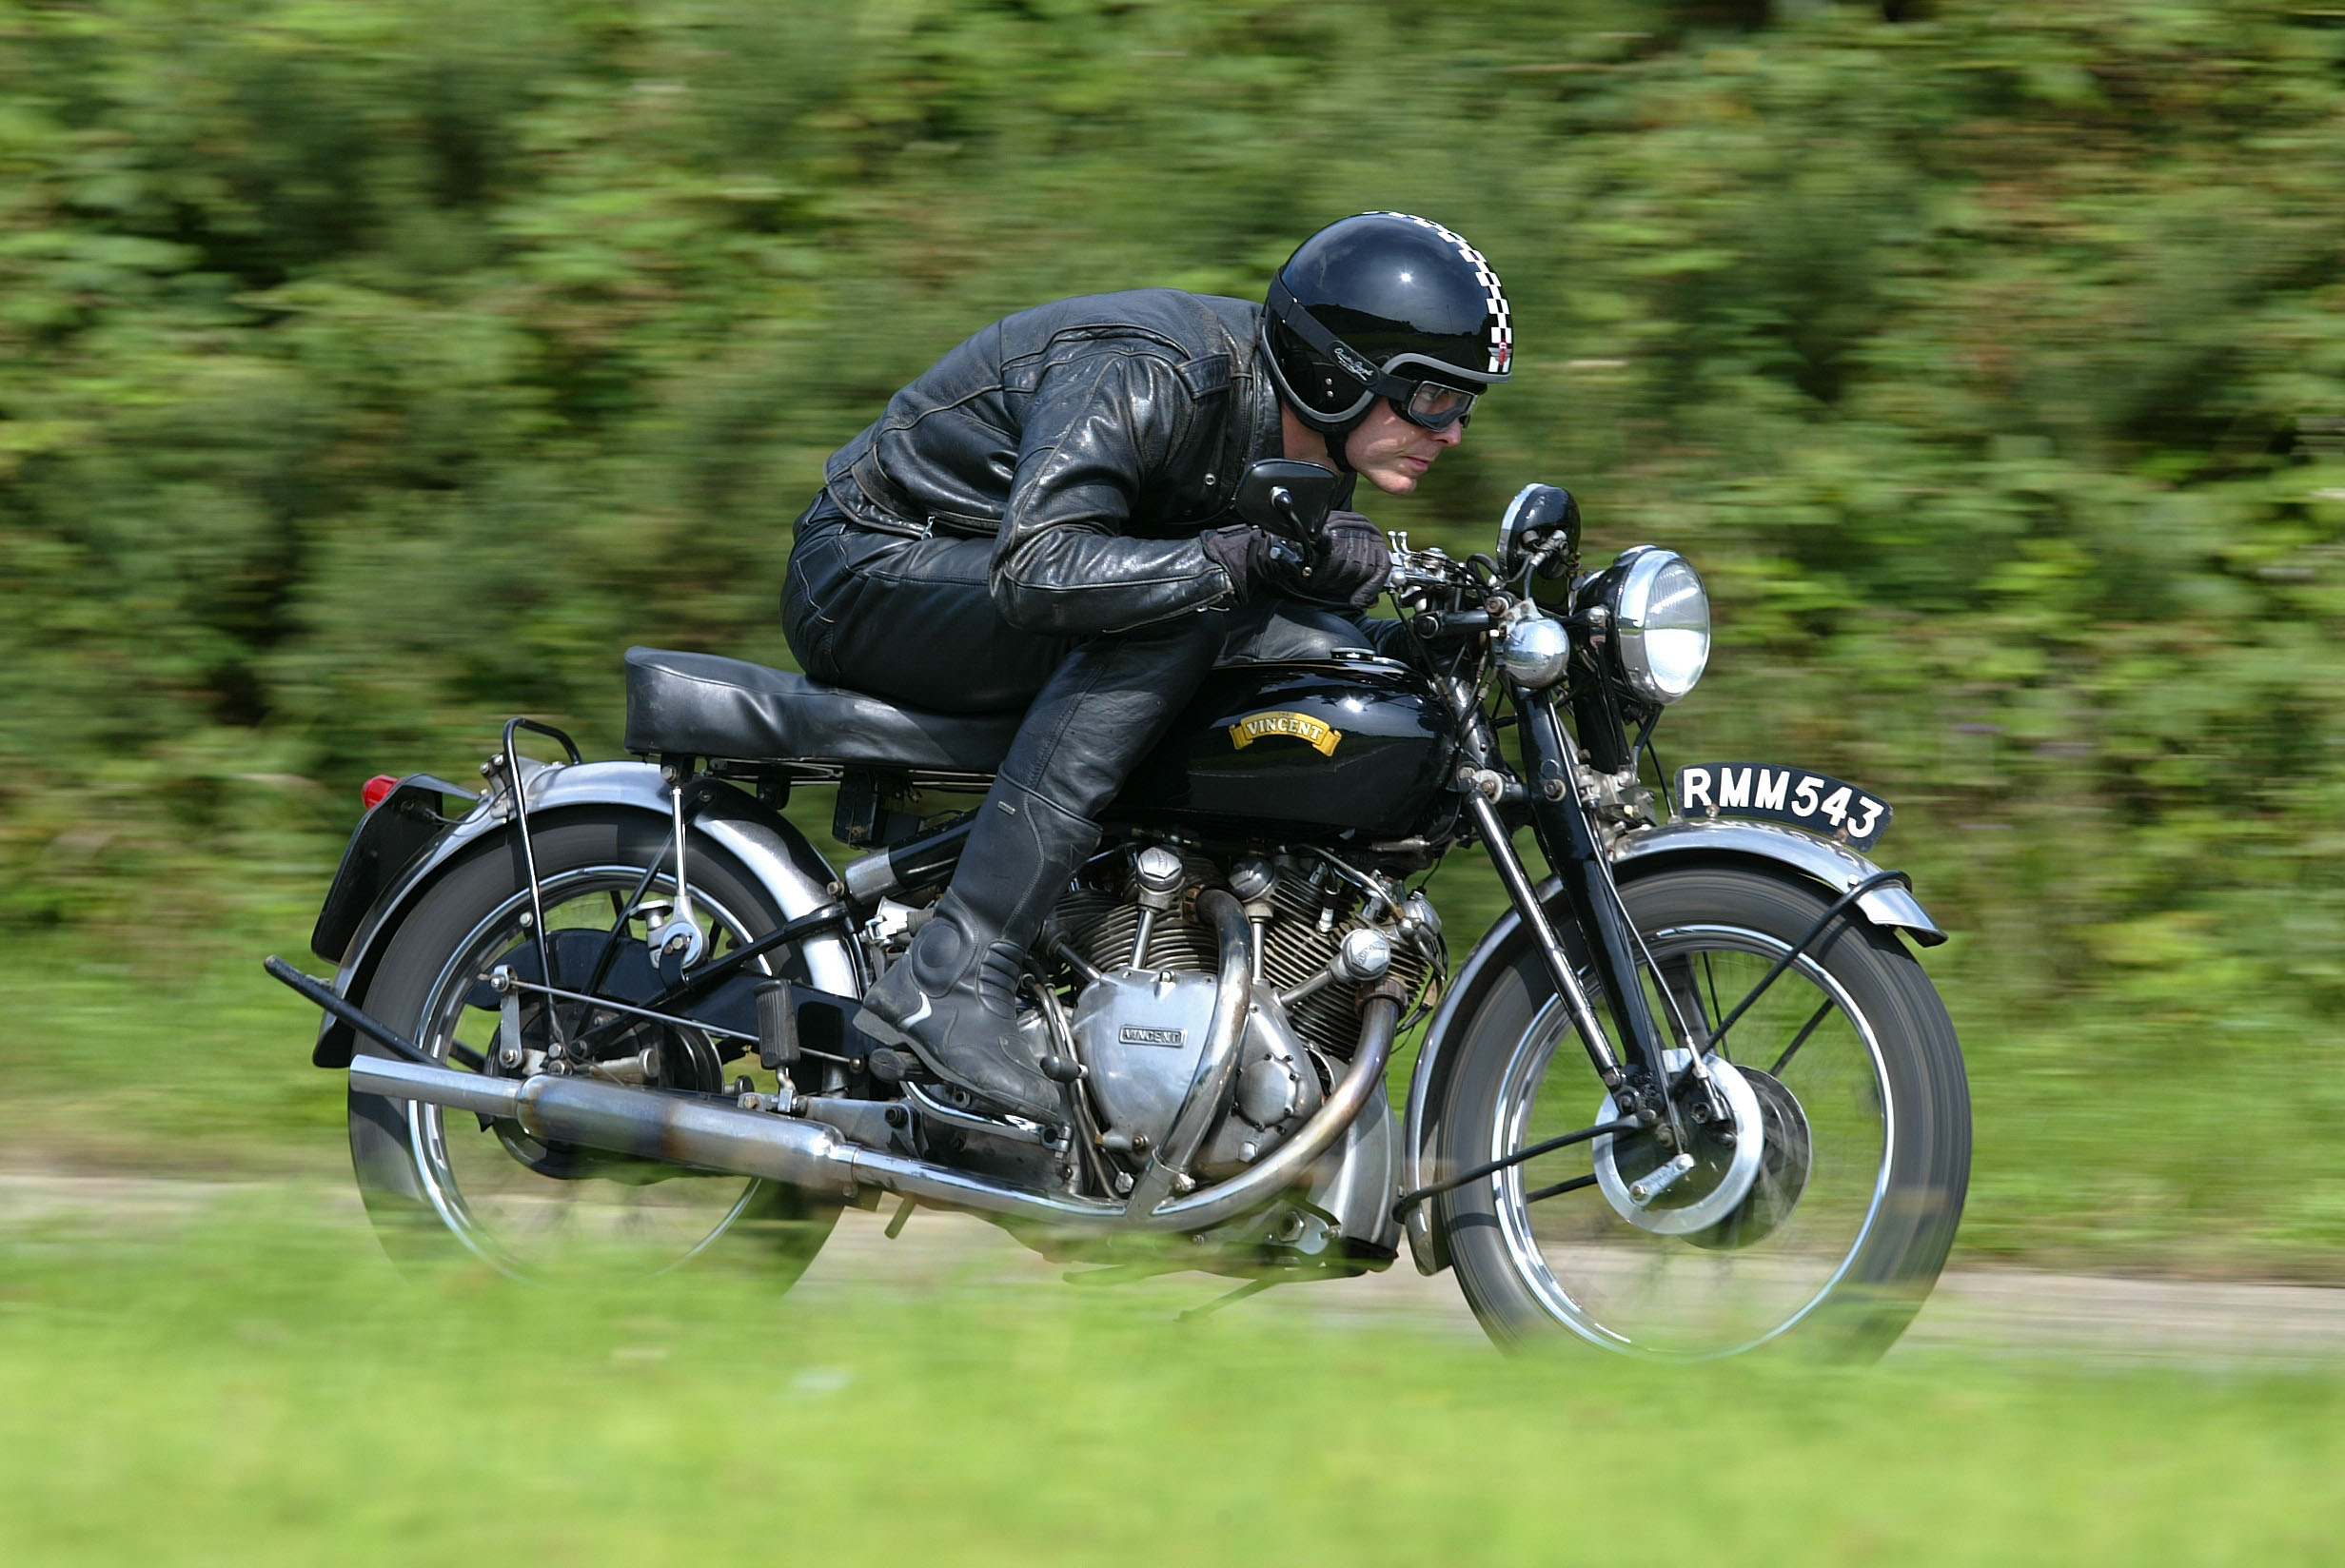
[1051,865,1429,1059]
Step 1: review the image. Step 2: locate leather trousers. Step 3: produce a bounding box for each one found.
[782,492,1402,822]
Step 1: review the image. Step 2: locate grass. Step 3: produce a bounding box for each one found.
[1,1191,2340,1567]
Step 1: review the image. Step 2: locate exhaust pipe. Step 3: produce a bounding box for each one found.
[340,885,1401,1234]
[346,989,1388,1237]
[353,995,1396,1233]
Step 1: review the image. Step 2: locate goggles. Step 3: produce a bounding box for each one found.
[1397,380,1476,432]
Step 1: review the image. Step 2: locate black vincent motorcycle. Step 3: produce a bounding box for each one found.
[271,461,1968,1359]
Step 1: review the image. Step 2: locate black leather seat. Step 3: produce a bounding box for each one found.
[622,647,1021,773]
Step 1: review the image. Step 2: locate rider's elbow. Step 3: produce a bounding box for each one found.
[990,572,1068,636]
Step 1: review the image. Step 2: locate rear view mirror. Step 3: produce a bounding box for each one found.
[1497,483,1582,581]
[1233,460,1340,541]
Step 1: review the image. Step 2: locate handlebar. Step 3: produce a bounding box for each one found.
[1410,608,1492,641]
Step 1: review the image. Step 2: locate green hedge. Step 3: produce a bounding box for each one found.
[6,1,2345,1065]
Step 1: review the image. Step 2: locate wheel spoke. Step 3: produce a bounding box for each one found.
[585,856,668,994]
[1701,951,1725,1041]
[1656,955,1715,1052]
[1768,998,1838,1077]
[1526,1172,1597,1204]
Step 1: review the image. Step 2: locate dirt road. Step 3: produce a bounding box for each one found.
[7,1173,2340,1365]
[800,1204,2345,1366]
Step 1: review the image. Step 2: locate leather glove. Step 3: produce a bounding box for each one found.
[1300,511,1392,610]
[1202,524,1306,601]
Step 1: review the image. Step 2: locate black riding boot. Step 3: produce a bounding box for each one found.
[859,777,1097,1125]
[857,616,1228,1127]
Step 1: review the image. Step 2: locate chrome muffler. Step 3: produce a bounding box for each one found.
[353,996,1391,1233]
[346,885,1399,1234]
[351,918,1388,1237]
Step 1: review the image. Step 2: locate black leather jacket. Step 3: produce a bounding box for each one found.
[822,289,1296,637]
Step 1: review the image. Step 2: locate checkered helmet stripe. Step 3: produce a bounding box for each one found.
[1375,211,1512,377]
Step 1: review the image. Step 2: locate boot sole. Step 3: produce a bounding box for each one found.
[856,1002,1068,1131]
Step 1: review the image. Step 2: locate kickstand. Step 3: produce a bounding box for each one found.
[883,1197,916,1240]
[1177,1277,1279,1323]
[1061,1261,1188,1287]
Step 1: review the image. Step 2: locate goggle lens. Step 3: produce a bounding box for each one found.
[1403,382,1477,430]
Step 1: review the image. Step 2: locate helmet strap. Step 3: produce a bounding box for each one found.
[1262,328,1359,475]
[1321,423,1354,476]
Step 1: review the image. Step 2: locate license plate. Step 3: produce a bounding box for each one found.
[1672,763,1893,852]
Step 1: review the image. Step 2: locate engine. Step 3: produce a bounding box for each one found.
[1047,842,1439,1182]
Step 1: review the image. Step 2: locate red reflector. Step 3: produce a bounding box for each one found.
[361,774,399,812]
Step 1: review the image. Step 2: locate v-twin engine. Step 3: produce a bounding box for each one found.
[1051,846,1437,1181]
[1071,968,1322,1179]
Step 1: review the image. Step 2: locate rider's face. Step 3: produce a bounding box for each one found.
[1345,399,1465,496]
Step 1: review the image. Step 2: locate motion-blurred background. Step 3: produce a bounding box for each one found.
[3,6,2344,1555]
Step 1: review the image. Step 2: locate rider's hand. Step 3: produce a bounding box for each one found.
[1302,511,1392,610]
[1203,524,1303,601]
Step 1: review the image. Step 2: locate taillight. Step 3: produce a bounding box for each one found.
[361,774,399,812]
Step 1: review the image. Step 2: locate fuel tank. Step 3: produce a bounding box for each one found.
[1113,656,1458,836]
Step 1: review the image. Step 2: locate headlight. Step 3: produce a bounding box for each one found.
[1498,614,1571,690]
[1606,547,1709,704]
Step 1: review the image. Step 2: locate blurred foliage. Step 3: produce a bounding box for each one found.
[7,1,2345,1255]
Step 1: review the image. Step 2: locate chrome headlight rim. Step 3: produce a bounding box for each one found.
[1608,546,1710,706]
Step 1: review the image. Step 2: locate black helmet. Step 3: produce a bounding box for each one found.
[1264,211,1513,441]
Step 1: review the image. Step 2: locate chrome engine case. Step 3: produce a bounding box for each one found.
[1071,967,1325,1180]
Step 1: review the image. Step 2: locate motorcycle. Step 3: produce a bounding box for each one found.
[270,461,1968,1359]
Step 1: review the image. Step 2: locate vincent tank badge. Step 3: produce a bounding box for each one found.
[1227,710,1343,756]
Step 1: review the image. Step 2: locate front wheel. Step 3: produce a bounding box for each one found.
[1437,863,1969,1359]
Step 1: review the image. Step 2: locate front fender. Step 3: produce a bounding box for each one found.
[309,760,854,1067]
[1609,820,1944,946]
[1397,820,1943,1274]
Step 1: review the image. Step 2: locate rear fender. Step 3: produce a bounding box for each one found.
[309,760,854,1067]
[310,775,479,965]
[1398,820,1943,1274]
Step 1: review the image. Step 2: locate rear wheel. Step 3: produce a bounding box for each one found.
[348,810,842,1281]
[1437,864,1968,1359]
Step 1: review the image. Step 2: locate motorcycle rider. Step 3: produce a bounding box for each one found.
[782,211,1511,1126]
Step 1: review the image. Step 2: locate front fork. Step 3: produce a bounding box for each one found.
[1477,689,1695,1133]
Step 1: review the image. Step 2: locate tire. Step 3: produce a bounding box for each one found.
[1436,863,1968,1359]
[348,809,842,1281]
